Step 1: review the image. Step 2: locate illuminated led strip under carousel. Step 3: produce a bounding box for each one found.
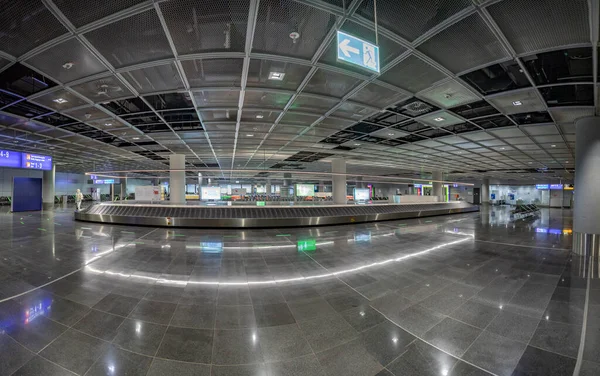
[74,201,479,228]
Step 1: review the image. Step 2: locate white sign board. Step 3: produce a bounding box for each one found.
[135,186,160,201]
[354,188,370,201]
[201,186,221,201]
[232,188,247,195]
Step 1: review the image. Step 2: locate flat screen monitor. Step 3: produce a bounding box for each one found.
[354,188,370,201]
[200,186,221,201]
[296,184,315,197]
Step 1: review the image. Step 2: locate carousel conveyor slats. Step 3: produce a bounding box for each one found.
[74,202,479,228]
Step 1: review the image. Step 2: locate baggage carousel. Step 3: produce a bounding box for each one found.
[74,201,479,228]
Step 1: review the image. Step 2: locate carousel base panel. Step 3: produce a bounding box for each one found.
[74,202,479,228]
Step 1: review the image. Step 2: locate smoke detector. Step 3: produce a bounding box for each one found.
[289,31,300,43]
[84,113,92,119]
[62,62,74,70]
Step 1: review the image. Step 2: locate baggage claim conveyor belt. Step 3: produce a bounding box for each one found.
[74,202,479,228]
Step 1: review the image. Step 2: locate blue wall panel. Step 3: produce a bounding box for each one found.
[12,177,42,212]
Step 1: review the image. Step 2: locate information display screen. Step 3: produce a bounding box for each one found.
[353,188,370,201]
[297,239,316,252]
[22,153,52,170]
[0,150,23,168]
[295,184,315,197]
[200,186,221,200]
[0,150,52,170]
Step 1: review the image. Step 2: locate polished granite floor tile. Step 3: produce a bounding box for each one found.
[485,310,540,343]
[11,355,76,376]
[359,320,415,365]
[169,303,216,329]
[112,318,166,356]
[463,331,526,376]
[156,326,213,363]
[39,329,110,375]
[317,338,384,376]
[266,354,327,376]
[511,345,576,376]
[543,300,584,325]
[92,293,140,317]
[257,324,312,362]
[287,296,337,321]
[341,306,387,332]
[449,300,500,329]
[146,358,211,376]
[297,312,358,353]
[423,317,481,357]
[0,333,34,376]
[72,309,124,341]
[211,363,269,376]
[6,315,68,352]
[530,319,581,358]
[212,328,264,365]
[129,299,177,325]
[215,305,257,329]
[392,304,445,337]
[86,345,153,376]
[386,339,457,376]
[253,303,296,327]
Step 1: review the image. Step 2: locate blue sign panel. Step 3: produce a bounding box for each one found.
[535,184,549,190]
[0,150,23,168]
[490,193,496,200]
[22,153,52,171]
[336,30,380,73]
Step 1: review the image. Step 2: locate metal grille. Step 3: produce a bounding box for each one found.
[84,10,173,68]
[349,83,409,108]
[240,110,280,121]
[199,109,238,122]
[418,111,464,127]
[303,68,360,97]
[378,55,447,93]
[160,0,249,54]
[487,0,589,55]
[0,1,67,57]
[357,0,472,42]
[332,102,375,120]
[417,14,508,74]
[253,0,335,59]
[71,76,133,102]
[194,90,241,107]
[0,57,9,71]
[182,59,243,88]
[123,63,184,94]
[247,59,311,91]
[280,112,320,125]
[54,0,147,28]
[243,90,293,109]
[418,79,479,108]
[25,38,108,84]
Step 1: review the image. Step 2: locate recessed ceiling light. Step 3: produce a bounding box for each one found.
[512,100,522,106]
[565,161,569,163]
[528,161,533,164]
[105,123,112,126]
[501,147,505,150]
[354,143,361,146]
[551,144,556,147]
[246,134,254,137]
[256,114,264,119]
[388,133,394,136]
[133,137,140,140]
[433,117,445,122]
[53,98,68,104]
[268,72,285,80]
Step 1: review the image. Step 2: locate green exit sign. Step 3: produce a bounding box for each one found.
[297,239,316,252]
[256,201,266,206]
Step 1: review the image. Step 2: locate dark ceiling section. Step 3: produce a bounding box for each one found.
[460,60,530,95]
[0,0,588,178]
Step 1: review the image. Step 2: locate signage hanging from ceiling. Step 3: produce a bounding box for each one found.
[336,30,380,73]
[0,150,52,170]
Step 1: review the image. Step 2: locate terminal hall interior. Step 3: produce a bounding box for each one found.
[0,0,599,375]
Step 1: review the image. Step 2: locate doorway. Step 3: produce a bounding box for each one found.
[473,188,481,204]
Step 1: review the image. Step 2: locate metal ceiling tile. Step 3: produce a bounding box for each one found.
[160,0,249,54]
[486,88,546,114]
[379,55,447,93]
[123,63,184,94]
[54,0,147,28]
[71,76,133,102]
[199,109,238,122]
[548,107,595,124]
[63,106,111,122]
[279,111,320,125]
[303,69,361,98]
[194,90,240,107]
[84,10,173,68]
[418,79,480,108]
[30,89,88,111]
[418,111,464,127]
[243,90,293,109]
[349,83,410,108]
[253,0,335,59]
[522,124,559,135]
[487,0,589,55]
[289,95,338,114]
[462,131,494,141]
[240,110,281,122]
[417,13,508,74]
[490,128,525,138]
[182,58,244,88]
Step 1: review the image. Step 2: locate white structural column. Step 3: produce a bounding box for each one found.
[573,117,600,256]
[332,158,347,205]
[481,178,490,204]
[42,164,55,210]
[432,171,442,202]
[169,154,186,204]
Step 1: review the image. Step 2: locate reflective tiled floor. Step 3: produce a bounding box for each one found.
[0,205,596,376]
